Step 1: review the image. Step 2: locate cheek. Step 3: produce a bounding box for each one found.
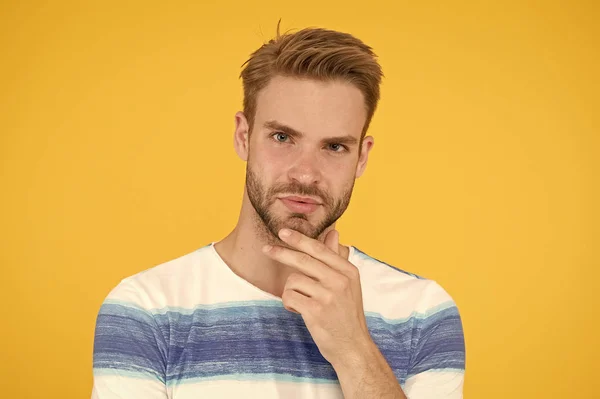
[332,159,358,179]
[261,148,291,172]
[333,166,358,193]
[262,158,280,175]
[252,151,288,189]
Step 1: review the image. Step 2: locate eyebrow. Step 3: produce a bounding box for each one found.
[263,120,359,146]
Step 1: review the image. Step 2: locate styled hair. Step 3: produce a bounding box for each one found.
[240,22,384,141]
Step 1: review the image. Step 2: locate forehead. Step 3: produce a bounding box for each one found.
[254,75,367,138]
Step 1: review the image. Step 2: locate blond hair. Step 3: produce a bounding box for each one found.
[240,22,383,140]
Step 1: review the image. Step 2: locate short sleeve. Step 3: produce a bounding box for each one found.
[91,280,169,399]
[403,281,466,399]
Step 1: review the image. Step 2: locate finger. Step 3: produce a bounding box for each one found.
[285,272,330,301]
[275,228,354,276]
[324,229,339,255]
[282,287,314,315]
[263,244,335,281]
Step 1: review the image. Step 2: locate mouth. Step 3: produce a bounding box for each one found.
[279,197,321,214]
[278,195,322,205]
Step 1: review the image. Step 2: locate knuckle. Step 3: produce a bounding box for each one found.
[323,291,334,305]
[332,276,349,291]
[339,275,350,289]
[314,241,328,254]
[298,252,312,265]
[281,288,294,303]
[347,266,360,280]
[286,273,300,284]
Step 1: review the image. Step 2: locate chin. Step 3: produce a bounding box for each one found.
[269,205,324,235]
[273,217,309,234]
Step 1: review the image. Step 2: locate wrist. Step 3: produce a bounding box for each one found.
[330,337,379,374]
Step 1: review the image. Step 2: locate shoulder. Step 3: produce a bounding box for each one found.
[100,243,214,311]
[349,246,460,318]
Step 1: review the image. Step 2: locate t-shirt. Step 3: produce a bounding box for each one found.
[92,242,465,398]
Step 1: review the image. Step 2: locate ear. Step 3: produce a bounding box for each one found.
[233,111,250,161]
[355,136,374,178]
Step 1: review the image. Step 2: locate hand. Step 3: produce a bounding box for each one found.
[262,228,374,368]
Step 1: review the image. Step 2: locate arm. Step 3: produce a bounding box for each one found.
[334,292,465,399]
[263,229,464,398]
[92,282,168,399]
[332,339,407,399]
[403,285,466,398]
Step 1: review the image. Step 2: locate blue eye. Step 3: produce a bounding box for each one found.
[329,143,347,152]
[273,132,289,142]
[271,132,348,153]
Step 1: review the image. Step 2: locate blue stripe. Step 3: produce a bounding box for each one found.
[93,303,168,383]
[104,298,456,322]
[408,307,466,377]
[94,301,464,386]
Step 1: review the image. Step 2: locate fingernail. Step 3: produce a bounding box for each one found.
[279,229,292,238]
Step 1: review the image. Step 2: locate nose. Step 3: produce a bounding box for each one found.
[286,149,322,186]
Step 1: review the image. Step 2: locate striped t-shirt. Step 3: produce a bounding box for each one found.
[92,242,465,398]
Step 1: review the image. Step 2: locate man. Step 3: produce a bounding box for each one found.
[92,25,465,398]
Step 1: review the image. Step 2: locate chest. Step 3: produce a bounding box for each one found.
[159,304,410,398]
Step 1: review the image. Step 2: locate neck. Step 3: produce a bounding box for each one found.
[214,191,350,298]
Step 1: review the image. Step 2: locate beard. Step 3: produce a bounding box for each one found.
[245,162,355,244]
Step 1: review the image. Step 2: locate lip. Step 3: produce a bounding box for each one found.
[279,196,322,204]
[279,197,321,214]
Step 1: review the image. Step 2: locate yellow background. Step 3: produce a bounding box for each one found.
[1,1,598,398]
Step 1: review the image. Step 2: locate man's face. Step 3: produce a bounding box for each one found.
[244,75,369,243]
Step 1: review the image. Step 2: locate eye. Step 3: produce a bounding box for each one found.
[271,132,290,143]
[328,143,348,153]
[270,132,348,153]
